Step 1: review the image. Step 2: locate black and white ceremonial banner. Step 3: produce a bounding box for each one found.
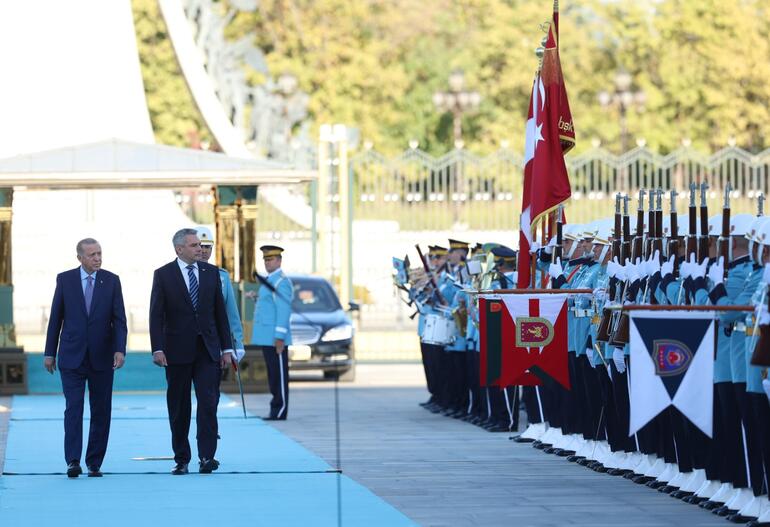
[629,311,715,438]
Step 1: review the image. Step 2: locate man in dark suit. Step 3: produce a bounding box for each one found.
[150,228,233,475]
[44,238,127,478]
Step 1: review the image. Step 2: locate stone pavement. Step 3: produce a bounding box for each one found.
[244,364,727,527]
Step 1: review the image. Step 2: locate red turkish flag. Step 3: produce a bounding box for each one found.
[517,6,575,288]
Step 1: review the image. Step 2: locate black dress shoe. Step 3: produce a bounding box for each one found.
[511,435,535,443]
[658,485,678,494]
[746,520,770,527]
[87,466,103,477]
[577,458,593,466]
[607,468,631,476]
[557,449,576,457]
[632,475,654,484]
[199,458,219,474]
[262,415,280,420]
[567,455,585,463]
[684,495,706,505]
[700,499,724,510]
[623,471,639,480]
[715,506,738,517]
[171,463,189,475]
[647,480,666,489]
[727,512,757,523]
[66,461,82,478]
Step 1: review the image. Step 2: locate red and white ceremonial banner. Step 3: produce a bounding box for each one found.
[486,293,571,389]
[517,2,575,288]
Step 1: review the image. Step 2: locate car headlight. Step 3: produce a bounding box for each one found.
[321,324,354,342]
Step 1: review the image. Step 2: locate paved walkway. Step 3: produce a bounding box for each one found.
[1,364,730,526]
[244,364,726,527]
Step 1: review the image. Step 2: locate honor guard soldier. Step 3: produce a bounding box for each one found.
[251,245,293,420]
[196,227,246,362]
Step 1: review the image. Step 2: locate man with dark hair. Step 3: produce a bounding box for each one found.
[44,238,127,478]
[150,228,233,475]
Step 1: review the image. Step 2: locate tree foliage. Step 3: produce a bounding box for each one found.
[133,0,770,156]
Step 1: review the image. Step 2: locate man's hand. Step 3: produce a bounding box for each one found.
[44,356,56,374]
[244,290,257,300]
[152,351,168,367]
[220,352,233,369]
[113,352,125,370]
[275,339,285,354]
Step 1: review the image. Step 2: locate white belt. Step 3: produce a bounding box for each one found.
[573,308,592,318]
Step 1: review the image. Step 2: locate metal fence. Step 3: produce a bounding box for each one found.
[350,145,770,229]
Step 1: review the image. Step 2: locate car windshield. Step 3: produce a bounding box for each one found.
[291,278,342,313]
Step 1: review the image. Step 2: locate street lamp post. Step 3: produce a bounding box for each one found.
[433,69,481,146]
[598,69,646,153]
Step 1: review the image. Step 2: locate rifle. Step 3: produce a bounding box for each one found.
[698,181,710,263]
[686,181,698,259]
[669,190,679,275]
[622,195,631,263]
[632,189,645,262]
[554,204,564,264]
[645,188,656,259]
[718,182,732,276]
[597,194,622,342]
[751,287,770,366]
[610,194,636,346]
[759,193,766,217]
[415,245,447,306]
[653,189,664,261]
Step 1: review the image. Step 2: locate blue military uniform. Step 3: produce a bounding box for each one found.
[251,246,293,420]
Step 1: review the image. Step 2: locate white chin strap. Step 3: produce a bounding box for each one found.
[566,239,578,259]
[597,244,610,263]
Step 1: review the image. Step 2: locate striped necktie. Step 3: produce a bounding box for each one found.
[186,264,199,309]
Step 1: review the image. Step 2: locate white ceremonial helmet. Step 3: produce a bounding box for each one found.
[746,216,769,262]
[564,224,583,241]
[730,214,754,237]
[196,226,215,246]
[750,217,770,263]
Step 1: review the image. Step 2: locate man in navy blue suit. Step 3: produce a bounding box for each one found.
[150,228,233,475]
[44,238,127,478]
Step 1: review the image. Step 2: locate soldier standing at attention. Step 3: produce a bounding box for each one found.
[251,246,294,420]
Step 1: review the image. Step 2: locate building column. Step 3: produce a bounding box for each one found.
[214,185,258,336]
[0,188,16,348]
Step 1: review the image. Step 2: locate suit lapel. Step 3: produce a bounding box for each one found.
[72,268,88,317]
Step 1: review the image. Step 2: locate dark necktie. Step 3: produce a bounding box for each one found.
[85,275,94,314]
[187,264,199,309]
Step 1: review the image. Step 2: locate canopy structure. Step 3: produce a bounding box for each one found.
[0,139,315,189]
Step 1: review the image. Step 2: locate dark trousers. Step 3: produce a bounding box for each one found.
[715,381,746,486]
[165,338,220,464]
[261,346,289,419]
[466,351,482,416]
[420,341,436,402]
[60,353,114,468]
[521,385,543,425]
[735,383,764,494]
[750,392,770,496]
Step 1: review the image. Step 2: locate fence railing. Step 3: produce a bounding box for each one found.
[350,145,770,229]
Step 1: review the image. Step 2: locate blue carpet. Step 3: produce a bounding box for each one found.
[0,395,415,526]
[26,352,167,393]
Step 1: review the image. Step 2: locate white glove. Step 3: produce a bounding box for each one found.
[626,258,641,282]
[646,250,661,276]
[549,257,564,279]
[615,260,627,282]
[680,254,697,279]
[545,237,557,255]
[607,258,619,279]
[612,347,626,373]
[763,263,770,284]
[763,379,770,404]
[593,288,607,304]
[233,348,246,363]
[693,257,709,279]
[707,256,725,286]
[660,255,675,278]
[756,303,770,325]
[529,241,541,254]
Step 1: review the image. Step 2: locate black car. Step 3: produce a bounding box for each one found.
[287,274,356,381]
